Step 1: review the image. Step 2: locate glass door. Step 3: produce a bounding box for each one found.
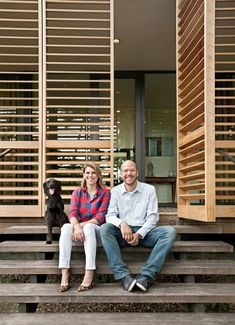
[114,78,136,185]
[144,73,177,204]
[114,72,177,206]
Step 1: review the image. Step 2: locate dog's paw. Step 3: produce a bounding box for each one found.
[46,240,52,244]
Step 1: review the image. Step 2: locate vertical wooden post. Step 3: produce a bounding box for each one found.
[204,0,215,221]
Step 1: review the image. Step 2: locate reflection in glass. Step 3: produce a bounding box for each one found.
[145,73,176,203]
[114,79,135,184]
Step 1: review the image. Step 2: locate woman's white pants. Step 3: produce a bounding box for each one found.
[59,223,102,270]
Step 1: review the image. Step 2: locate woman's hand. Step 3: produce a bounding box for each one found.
[72,223,85,242]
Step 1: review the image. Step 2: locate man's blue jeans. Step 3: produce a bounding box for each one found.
[100,223,176,281]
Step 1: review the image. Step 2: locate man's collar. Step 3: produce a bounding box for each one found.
[120,181,141,194]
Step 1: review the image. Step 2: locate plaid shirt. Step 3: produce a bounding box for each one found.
[68,186,110,225]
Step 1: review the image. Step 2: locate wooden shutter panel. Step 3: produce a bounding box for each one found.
[176,0,216,221]
[43,0,113,210]
[215,0,235,218]
[0,0,41,217]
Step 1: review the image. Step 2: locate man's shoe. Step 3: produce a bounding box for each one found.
[135,273,153,292]
[120,275,137,292]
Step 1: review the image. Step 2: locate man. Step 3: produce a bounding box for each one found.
[100,160,176,292]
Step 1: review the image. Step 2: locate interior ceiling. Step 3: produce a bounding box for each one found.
[114,0,176,71]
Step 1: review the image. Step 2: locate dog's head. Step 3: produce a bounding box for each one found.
[43,179,62,196]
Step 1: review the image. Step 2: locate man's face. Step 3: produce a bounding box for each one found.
[120,161,138,186]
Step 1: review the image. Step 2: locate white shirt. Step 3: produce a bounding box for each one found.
[106,181,159,238]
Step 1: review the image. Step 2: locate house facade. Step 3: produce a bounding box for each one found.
[0,0,234,223]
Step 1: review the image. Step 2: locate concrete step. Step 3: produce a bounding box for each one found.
[0,259,235,275]
[1,283,235,304]
[0,240,233,253]
[1,313,235,325]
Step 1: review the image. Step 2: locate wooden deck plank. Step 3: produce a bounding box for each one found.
[0,260,234,275]
[1,283,235,304]
[0,224,222,235]
[0,313,235,325]
[0,240,233,253]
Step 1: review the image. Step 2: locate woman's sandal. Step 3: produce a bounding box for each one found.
[78,280,94,292]
[60,269,71,293]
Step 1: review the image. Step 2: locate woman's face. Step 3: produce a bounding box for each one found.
[83,166,98,186]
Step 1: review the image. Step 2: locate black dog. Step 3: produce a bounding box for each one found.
[43,179,68,244]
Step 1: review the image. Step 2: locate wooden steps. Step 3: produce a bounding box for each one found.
[0,225,234,317]
[1,313,235,325]
[1,283,235,304]
[0,283,235,304]
[0,224,223,234]
[0,240,233,253]
[0,259,234,276]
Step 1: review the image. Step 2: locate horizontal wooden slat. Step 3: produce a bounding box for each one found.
[46,9,110,13]
[0,178,38,182]
[179,151,204,164]
[216,178,235,182]
[216,171,235,174]
[46,140,111,148]
[216,186,235,191]
[179,193,205,200]
[0,195,38,199]
[0,161,38,166]
[216,161,235,165]
[216,205,235,218]
[46,160,111,165]
[47,122,110,126]
[179,172,205,182]
[179,183,205,190]
[46,152,110,156]
[180,162,205,173]
[47,87,110,90]
[0,170,38,174]
[178,91,204,117]
[179,113,204,133]
[178,81,204,107]
[216,141,235,148]
[179,127,204,148]
[179,101,204,125]
[179,140,204,155]
[0,187,37,191]
[47,1,110,3]
[217,195,235,199]
[46,18,110,23]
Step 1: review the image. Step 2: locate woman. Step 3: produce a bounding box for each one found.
[58,162,110,292]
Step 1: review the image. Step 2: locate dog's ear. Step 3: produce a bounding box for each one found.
[43,180,49,194]
[56,180,62,193]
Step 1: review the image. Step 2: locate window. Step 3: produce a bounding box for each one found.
[146,136,174,157]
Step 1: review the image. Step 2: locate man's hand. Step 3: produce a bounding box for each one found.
[72,223,85,242]
[119,221,133,242]
[127,232,141,246]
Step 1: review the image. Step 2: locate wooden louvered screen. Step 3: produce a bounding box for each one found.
[215,0,235,218]
[0,0,113,218]
[176,0,216,221]
[43,0,113,210]
[0,0,41,217]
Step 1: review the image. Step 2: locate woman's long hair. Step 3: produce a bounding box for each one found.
[81,162,105,189]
